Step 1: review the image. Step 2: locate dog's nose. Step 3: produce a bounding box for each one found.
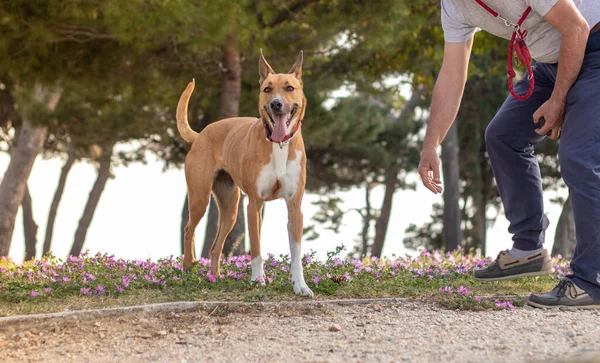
[270,98,283,112]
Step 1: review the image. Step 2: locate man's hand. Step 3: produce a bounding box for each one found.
[532,0,589,141]
[418,148,443,194]
[533,97,566,139]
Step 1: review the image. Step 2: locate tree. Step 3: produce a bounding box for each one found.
[70,140,115,257]
[42,149,75,255]
[22,186,38,261]
[441,120,462,252]
[202,30,246,258]
[0,85,62,257]
[552,194,575,258]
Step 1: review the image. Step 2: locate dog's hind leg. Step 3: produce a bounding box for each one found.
[209,170,241,276]
[182,167,213,272]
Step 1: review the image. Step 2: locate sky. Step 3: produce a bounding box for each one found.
[1,145,566,263]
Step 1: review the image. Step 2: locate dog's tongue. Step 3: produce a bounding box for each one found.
[270,114,287,142]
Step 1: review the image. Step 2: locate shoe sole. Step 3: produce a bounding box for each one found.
[526,299,600,310]
[474,268,554,281]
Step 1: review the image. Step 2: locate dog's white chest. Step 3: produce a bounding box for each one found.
[256,144,302,200]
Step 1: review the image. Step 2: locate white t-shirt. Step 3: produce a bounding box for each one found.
[441,0,600,63]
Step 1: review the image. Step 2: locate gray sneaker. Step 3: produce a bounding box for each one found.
[527,277,600,309]
[474,249,553,281]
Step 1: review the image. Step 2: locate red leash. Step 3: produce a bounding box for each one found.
[473,0,534,100]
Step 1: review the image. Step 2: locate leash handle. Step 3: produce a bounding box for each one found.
[473,1,534,100]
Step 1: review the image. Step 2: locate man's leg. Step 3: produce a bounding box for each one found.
[475,63,556,280]
[527,43,600,309]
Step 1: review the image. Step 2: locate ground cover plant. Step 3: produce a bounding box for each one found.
[0,246,570,316]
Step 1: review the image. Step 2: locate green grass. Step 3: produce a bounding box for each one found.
[0,248,568,316]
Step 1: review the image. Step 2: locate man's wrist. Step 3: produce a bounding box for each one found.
[549,92,567,106]
[422,139,439,152]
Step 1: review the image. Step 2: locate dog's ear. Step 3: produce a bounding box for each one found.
[258,49,274,85]
[288,50,303,82]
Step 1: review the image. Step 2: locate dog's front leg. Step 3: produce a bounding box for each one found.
[247,198,266,283]
[286,195,314,297]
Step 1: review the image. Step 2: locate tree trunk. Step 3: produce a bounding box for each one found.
[476,195,487,256]
[222,197,246,257]
[372,167,397,258]
[479,150,490,256]
[69,141,115,257]
[203,31,245,257]
[371,86,424,258]
[0,85,62,257]
[361,183,372,256]
[180,195,189,256]
[22,185,38,261]
[42,150,75,256]
[552,194,576,258]
[442,120,462,252]
[202,197,219,258]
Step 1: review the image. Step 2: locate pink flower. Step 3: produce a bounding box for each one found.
[173,276,181,281]
[457,286,469,295]
[439,286,453,294]
[207,273,216,283]
[30,290,38,297]
[313,277,320,284]
[44,287,52,293]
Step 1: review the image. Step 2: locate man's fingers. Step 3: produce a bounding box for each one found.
[533,111,542,124]
[535,122,552,136]
[419,165,441,194]
[432,162,442,184]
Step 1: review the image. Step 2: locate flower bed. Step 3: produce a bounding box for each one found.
[0,246,570,316]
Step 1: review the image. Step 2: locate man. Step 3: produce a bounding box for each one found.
[419,0,600,309]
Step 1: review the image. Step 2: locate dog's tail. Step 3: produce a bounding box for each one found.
[176,79,199,143]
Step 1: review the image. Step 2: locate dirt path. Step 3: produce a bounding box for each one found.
[1,301,599,363]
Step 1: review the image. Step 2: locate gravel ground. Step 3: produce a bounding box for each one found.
[0,301,599,363]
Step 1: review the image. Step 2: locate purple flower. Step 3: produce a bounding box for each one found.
[44,287,52,293]
[313,277,320,284]
[80,287,91,295]
[173,276,181,281]
[95,285,105,295]
[439,286,453,294]
[207,273,216,284]
[457,286,469,295]
[495,300,516,309]
[30,290,38,297]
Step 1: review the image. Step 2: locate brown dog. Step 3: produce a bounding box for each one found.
[176,50,313,297]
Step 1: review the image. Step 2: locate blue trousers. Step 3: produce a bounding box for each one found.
[485,31,600,301]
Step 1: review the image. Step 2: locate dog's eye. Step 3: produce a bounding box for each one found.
[263,87,272,93]
[285,86,295,92]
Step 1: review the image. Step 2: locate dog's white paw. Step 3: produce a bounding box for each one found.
[251,256,265,285]
[293,281,314,298]
[251,273,266,286]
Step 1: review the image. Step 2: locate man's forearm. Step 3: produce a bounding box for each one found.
[551,23,589,102]
[423,72,467,149]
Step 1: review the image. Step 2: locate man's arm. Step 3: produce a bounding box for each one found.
[534,0,589,139]
[418,40,472,194]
